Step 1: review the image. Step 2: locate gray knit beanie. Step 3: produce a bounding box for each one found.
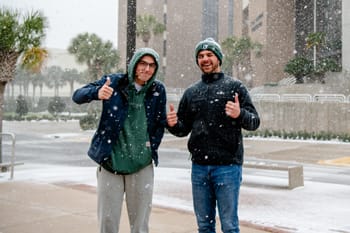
[194,38,223,65]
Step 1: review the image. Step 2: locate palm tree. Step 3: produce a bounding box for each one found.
[0,8,47,162]
[305,32,326,68]
[62,68,82,96]
[68,33,120,82]
[30,72,45,101]
[44,66,66,96]
[13,68,28,96]
[304,32,340,83]
[136,14,165,47]
[221,36,262,86]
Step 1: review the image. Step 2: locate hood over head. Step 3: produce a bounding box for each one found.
[127,47,160,84]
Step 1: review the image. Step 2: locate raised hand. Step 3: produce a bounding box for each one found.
[98,77,113,100]
[167,104,178,127]
[225,93,241,119]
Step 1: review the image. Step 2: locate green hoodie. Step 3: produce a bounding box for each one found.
[108,48,160,174]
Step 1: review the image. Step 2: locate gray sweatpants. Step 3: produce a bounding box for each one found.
[97,164,154,233]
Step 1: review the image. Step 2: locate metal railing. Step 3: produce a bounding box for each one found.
[251,93,350,103]
[281,94,313,102]
[166,91,350,103]
[0,132,17,180]
[313,94,347,103]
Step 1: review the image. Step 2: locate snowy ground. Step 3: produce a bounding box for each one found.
[1,120,349,232]
[1,163,350,233]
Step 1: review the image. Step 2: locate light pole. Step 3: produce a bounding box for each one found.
[126,0,137,69]
[163,0,167,76]
[313,0,317,67]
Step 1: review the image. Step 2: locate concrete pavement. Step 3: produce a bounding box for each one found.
[161,136,350,166]
[1,120,350,232]
[0,180,271,233]
[0,119,274,233]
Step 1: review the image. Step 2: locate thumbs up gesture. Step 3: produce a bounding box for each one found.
[98,77,113,100]
[225,93,241,119]
[167,104,178,127]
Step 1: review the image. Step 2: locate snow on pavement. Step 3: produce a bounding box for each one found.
[1,163,350,233]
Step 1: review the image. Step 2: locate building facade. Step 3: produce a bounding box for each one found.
[118,0,234,88]
[234,0,296,87]
[118,0,348,89]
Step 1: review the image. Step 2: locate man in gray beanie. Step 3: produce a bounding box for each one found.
[195,37,223,65]
[167,38,260,233]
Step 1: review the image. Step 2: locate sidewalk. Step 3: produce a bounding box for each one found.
[0,180,270,233]
[1,121,350,232]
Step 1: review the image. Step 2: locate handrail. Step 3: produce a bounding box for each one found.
[250,93,350,103]
[0,132,16,180]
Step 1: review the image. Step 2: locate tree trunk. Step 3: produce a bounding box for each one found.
[0,51,19,83]
[70,81,74,97]
[32,85,36,103]
[0,51,19,163]
[0,82,6,163]
[295,75,304,84]
[40,85,43,97]
[142,32,151,47]
[11,82,14,99]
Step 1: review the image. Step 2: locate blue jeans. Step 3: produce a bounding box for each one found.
[191,163,242,233]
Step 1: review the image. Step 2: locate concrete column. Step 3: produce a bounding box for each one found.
[342,1,350,71]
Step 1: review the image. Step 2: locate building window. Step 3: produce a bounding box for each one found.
[295,0,342,64]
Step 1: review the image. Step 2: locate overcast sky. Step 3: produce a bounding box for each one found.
[1,0,119,50]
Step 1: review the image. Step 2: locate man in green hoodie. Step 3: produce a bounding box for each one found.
[72,48,167,233]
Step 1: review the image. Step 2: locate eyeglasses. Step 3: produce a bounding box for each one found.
[138,60,157,69]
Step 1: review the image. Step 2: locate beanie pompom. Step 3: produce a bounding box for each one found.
[195,38,223,65]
